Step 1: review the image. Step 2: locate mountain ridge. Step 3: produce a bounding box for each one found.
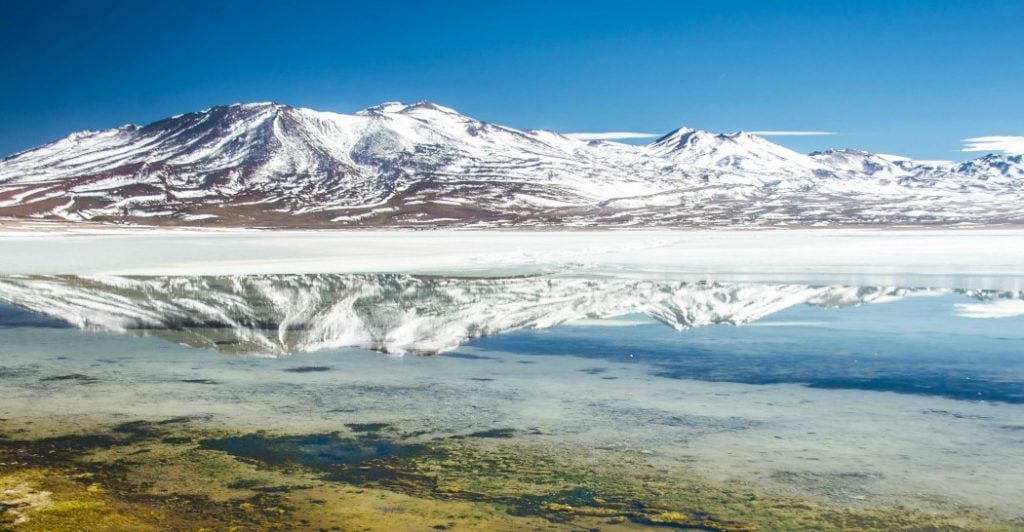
[1,100,1022,228]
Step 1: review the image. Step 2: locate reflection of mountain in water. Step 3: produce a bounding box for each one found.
[0,274,1016,355]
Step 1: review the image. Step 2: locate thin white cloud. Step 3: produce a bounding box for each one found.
[564,132,660,141]
[961,135,1024,155]
[746,130,837,137]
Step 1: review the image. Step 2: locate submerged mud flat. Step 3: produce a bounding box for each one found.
[2,416,1019,531]
[1,272,1023,529]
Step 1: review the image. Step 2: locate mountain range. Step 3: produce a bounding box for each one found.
[1,101,1021,228]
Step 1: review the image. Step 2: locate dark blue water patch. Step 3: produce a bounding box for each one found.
[443,352,499,361]
[283,366,333,373]
[470,295,1024,404]
[0,302,72,328]
[179,378,221,385]
[200,432,422,485]
[40,373,101,384]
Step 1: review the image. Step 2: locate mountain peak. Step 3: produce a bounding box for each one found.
[646,126,760,154]
[649,126,698,145]
[357,101,407,115]
[199,101,286,116]
[405,100,456,112]
[809,148,870,157]
[357,100,462,117]
[227,101,280,109]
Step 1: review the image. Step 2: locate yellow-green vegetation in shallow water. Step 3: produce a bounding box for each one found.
[0,467,157,531]
[391,437,1021,531]
[2,417,1023,531]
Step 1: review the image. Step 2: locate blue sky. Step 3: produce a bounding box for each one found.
[1,0,1022,160]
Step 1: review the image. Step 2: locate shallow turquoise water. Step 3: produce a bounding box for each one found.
[0,273,1022,515]
[474,295,1024,403]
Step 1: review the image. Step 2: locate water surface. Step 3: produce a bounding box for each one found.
[1,271,1022,529]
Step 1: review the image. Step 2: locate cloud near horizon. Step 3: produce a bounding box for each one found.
[564,132,660,140]
[961,136,1024,155]
[746,130,837,136]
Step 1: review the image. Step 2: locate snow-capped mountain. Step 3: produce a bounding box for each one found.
[0,274,957,355]
[0,101,1021,227]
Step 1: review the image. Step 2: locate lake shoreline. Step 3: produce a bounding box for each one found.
[2,229,1023,291]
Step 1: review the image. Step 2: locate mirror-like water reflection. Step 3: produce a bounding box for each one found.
[1,273,1023,529]
[0,274,1020,356]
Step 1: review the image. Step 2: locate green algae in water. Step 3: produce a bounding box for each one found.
[200,432,420,473]
[4,419,1024,531]
[465,428,518,439]
[345,422,391,433]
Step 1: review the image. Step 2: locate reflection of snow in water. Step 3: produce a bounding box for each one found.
[0,274,972,355]
[956,298,1024,318]
[0,297,1023,518]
